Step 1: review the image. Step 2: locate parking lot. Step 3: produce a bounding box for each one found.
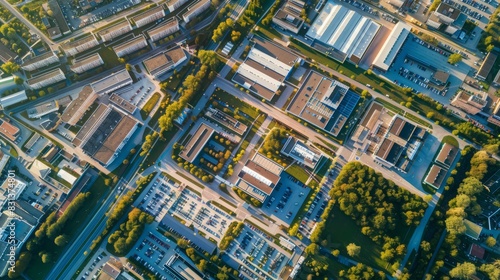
[384,35,472,105]
[442,0,497,29]
[112,71,157,109]
[169,188,234,242]
[78,251,107,280]
[299,163,340,238]
[225,224,290,280]
[262,173,310,225]
[138,175,180,221]
[59,0,141,29]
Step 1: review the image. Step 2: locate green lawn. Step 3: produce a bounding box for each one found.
[285,164,310,184]
[322,207,390,274]
[140,92,161,120]
[442,135,459,147]
[212,88,261,120]
[141,127,178,171]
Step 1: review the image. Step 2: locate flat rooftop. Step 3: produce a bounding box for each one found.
[436,2,461,20]
[238,159,281,195]
[93,114,137,164]
[184,0,210,17]
[90,69,132,94]
[97,20,131,37]
[477,52,498,79]
[109,94,136,114]
[425,164,446,189]
[0,42,16,63]
[61,85,95,123]
[372,22,411,71]
[61,34,97,49]
[436,143,458,168]
[375,138,403,165]
[112,35,147,54]
[389,116,415,142]
[179,122,215,163]
[27,68,64,86]
[147,17,178,37]
[73,103,108,146]
[306,1,380,60]
[22,51,57,66]
[27,100,58,117]
[131,5,165,22]
[71,53,102,69]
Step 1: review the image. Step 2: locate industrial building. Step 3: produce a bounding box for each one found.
[426,3,467,35]
[147,17,180,42]
[182,0,211,23]
[476,52,498,81]
[450,90,488,117]
[73,103,138,166]
[281,136,322,169]
[109,94,137,114]
[0,91,27,109]
[131,6,165,27]
[113,35,148,58]
[21,51,59,71]
[305,1,380,64]
[424,164,446,189]
[372,22,411,72]
[143,46,187,78]
[272,0,305,34]
[287,71,360,137]
[90,69,133,95]
[70,53,104,74]
[233,37,300,101]
[236,153,283,203]
[61,85,96,125]
[435,143,458,169]
[27,100,59,119]
[179,122,215,163]
[60,35,99,56]
[27,68,66,90]
[96,20,132,42]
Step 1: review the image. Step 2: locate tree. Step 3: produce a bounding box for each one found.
[177,238,189,249]
[1,61,19,74]
[305,243,319,256]
[427,112,434,119]
[486,236,497,247]
[122,159,129,165]
[125,63,132,71]
[197,259,207,272]
[41,252,51,263]
[332,249,340,257]
[54,234,68,246]
[346,243,361,257]
[420,241,431,252]
[449,262,476,279]
[198,50,219,70]
[445,215,466,235]
[14,76,23,85]
[448,53,462,64]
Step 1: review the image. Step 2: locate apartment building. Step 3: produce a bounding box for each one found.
[21,51,59,71]
[131,6,165,27]
[70,53,104,74]
[27,68,66,90]
[60,34,99,56]
[96,20,132,42]
[182,0,211,23]
[112,35,148,58]
[147,17,179,42]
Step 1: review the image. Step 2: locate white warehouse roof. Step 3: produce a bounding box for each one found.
[372,21,411,71]
[306,1,380,61]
